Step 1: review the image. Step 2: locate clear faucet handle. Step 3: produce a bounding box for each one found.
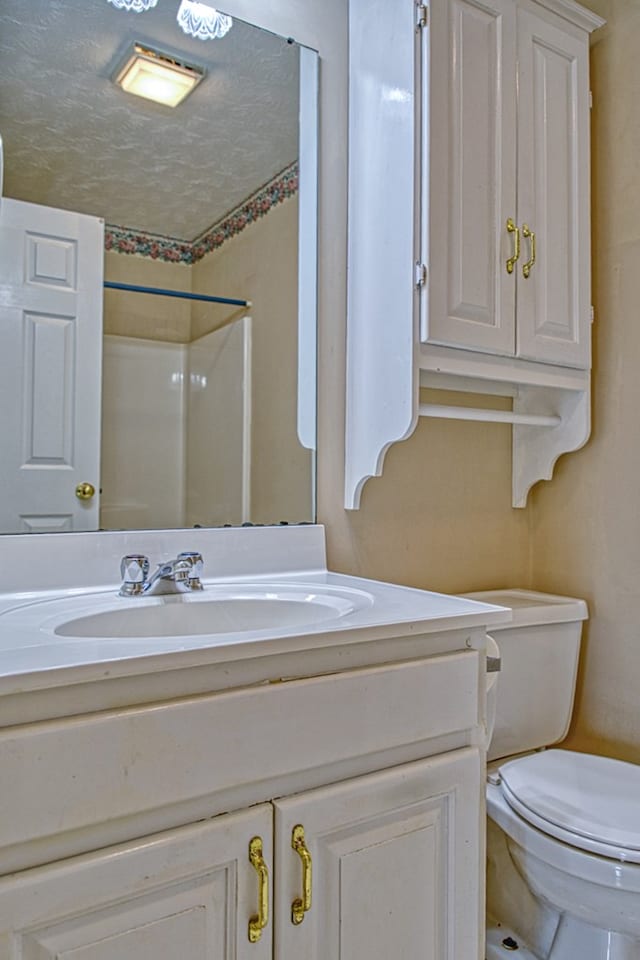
[120,554,150,587]
[178,551,204,589]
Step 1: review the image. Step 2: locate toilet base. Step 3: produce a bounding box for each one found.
[549,915,640,960]
[487,917,640,960]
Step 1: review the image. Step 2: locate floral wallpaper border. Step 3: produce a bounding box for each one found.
[105,161,299,265]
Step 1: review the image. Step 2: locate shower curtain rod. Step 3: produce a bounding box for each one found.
[104,280,251,308]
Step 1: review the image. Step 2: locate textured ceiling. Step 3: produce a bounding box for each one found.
[0,0,300,238]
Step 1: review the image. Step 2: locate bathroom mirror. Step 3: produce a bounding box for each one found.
[0,0,317,535]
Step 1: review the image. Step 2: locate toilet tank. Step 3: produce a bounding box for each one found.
[464,589,588,762]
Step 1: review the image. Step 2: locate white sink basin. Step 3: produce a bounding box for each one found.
[55,587,367,639]
[0,582,374,644]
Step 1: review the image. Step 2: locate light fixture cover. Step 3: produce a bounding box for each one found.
[177,0,233,40]
[114,45,205,108]
[107,0,159,11]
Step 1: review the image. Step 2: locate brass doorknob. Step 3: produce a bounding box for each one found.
[75,482,96,501]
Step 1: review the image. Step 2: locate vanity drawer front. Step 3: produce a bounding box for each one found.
[0,650,479,854]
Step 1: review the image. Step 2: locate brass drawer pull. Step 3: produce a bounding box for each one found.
[522,224,536,278]
[248,836,269,943]
[291,824,312,925]
[506,218,520,275]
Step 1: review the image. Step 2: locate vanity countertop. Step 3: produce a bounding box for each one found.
[0,525,510,724]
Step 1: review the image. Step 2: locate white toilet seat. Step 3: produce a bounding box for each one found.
[498,750,640,863]
[487,780,640,897]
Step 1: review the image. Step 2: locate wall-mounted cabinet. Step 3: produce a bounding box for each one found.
[345,0,604,509]
[426,0,591,369]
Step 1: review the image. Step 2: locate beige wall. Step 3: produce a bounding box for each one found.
[530,1,640,763]
[104,252,192,343]
[192,197,313,524]
[328,389,532,593]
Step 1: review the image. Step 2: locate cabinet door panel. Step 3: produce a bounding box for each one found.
[516,10,591,367]
[274,749,482,960]
[0,806,273,960]
[425,0,517,355]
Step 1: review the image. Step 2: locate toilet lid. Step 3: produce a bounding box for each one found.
[499,750,640,862]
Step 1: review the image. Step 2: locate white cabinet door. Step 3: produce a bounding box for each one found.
[0,198,103,533]
[0,806,273,960]
[273,749,483,960]
[515,9,591,367]
[425,0,517,356]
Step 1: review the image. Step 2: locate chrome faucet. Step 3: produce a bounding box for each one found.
[119,552,204,597]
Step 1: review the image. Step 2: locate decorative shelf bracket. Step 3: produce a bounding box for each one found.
[345,372,590,510]
[512,384,590,507]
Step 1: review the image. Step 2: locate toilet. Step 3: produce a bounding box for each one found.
[465,589,640,960]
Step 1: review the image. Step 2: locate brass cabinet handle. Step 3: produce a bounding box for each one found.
[291,824,312,925]
[75,482,96,501]
[522,224,536,278]
[506,218,520,275]
[248,836,269,943]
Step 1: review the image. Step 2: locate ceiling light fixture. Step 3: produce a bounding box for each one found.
[113,44,205,108]
[176,0,233,40]
[107,0,159,11]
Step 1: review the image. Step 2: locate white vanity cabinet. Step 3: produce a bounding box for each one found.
[427,0,591,369]
[345,0,604,510]
[0,648,487,960]
[0,750,481,960]
[0,526,507,960]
